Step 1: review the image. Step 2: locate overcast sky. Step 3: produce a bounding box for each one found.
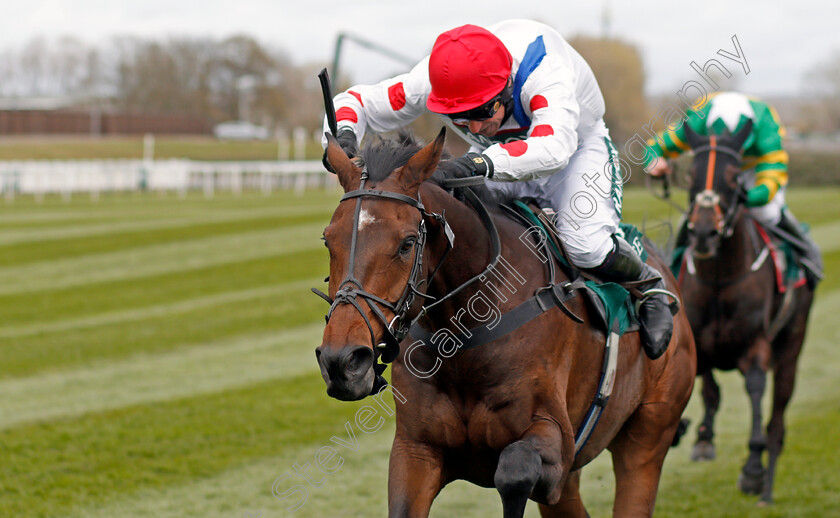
[2,0,836,98]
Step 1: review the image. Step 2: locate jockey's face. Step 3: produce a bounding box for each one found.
[468,104,505,137]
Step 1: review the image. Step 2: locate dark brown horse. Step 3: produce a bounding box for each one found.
[677,122,816,505]
[315,128,695,517]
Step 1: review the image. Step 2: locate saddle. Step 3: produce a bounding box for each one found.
[671,220,807,293]
[505,200,642,336]
[753,221,807,293]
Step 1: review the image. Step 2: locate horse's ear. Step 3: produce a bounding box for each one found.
[325,133,361,192]
[396,127,446,193]
[683,122,704,149]
[732,119,754,150]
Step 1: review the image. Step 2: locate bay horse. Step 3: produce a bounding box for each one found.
[677,121,816,505]
[315,128,695,517]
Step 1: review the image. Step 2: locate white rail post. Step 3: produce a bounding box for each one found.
[143,133,155,161]
[3,171,12,202]
[35,169,44,204]
[293,127,306,161]
[90,166,100,202]
[62,164,73,203]
[261,165,272,196]
[294,172,306,196]
[232,166,242,196]
[203,172,214,199]
[277,128,290,161]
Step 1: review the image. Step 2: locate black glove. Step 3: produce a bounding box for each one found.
[322,129,358,173]
[437,152,494,179]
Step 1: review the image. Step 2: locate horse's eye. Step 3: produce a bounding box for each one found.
[321,236,328,248]
[399,237,417,255]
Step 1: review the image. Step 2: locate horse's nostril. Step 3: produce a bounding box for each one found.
[317,345,373,381]
[342,346,374,375]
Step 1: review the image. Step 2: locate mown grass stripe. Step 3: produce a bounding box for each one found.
[0,223,326,296]
[0,278,327,378]
[0,323,322,430]
[0,204,331,246]
[0,374,361,518]
[72,421,395,518]
[0,191,340,223]
[0,278,319,340]
[0,247,327,329]
[0,211,331,268]
[809,219,840,254]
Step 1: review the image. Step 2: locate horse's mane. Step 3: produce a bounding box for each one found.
[359,131,514,208]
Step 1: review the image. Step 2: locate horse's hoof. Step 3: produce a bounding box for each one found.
[757,499,772,508]
[690,440,716,461]
[737,471,764,495]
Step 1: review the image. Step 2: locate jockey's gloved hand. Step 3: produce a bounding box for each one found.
[322,129,358,174]
[437,152,494,179]
[335,129,358,157]
[745,184,771,207]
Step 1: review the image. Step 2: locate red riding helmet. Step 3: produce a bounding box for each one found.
[426,24,512,114]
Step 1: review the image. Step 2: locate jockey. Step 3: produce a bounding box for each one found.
[645,91,823,287]
[322,19,675,359]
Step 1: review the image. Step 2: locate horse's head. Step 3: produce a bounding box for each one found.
[684,120,753,258]
[315,129,446,401]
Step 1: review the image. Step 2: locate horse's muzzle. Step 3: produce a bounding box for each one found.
[691,230,721,259]
[315,344,375,401]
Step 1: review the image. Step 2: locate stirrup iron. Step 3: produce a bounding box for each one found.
[634,288,680,315]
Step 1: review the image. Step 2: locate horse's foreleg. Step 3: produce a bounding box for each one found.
[691,370,720,461]
[495,419,572,518]
[759,364,794,506]
[610,401,679,518]
[537,470,589,518]
[388,437,445,518]
[737,356,768,496]
[760,327,806,506]
[496,440,542,518]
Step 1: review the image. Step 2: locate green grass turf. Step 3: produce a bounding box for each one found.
[0,186,837,517]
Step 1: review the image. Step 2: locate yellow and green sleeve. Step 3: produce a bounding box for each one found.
[743,102,788,206]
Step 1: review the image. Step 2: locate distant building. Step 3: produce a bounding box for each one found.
[0,96,212,136]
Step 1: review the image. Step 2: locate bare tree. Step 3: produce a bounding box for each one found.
[0,33,332,133]
[802,50,840,132]
[568,36,648,145]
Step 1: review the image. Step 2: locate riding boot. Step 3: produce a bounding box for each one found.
[776,211,824,288]
[586,235,676,359]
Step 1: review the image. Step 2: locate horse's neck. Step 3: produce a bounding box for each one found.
[695,212,757,282]
[422,185,496,301]
[418,184,546,329]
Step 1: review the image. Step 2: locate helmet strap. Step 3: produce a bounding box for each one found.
[499,77,515,127]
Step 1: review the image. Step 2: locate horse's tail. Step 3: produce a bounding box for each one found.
[671,417,691,447]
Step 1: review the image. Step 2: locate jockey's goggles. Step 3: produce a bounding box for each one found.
[446,96,503,125]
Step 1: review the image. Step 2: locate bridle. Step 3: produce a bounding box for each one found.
[312,171,501,374]
[686,136,746,239]
[313,170,439,365]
